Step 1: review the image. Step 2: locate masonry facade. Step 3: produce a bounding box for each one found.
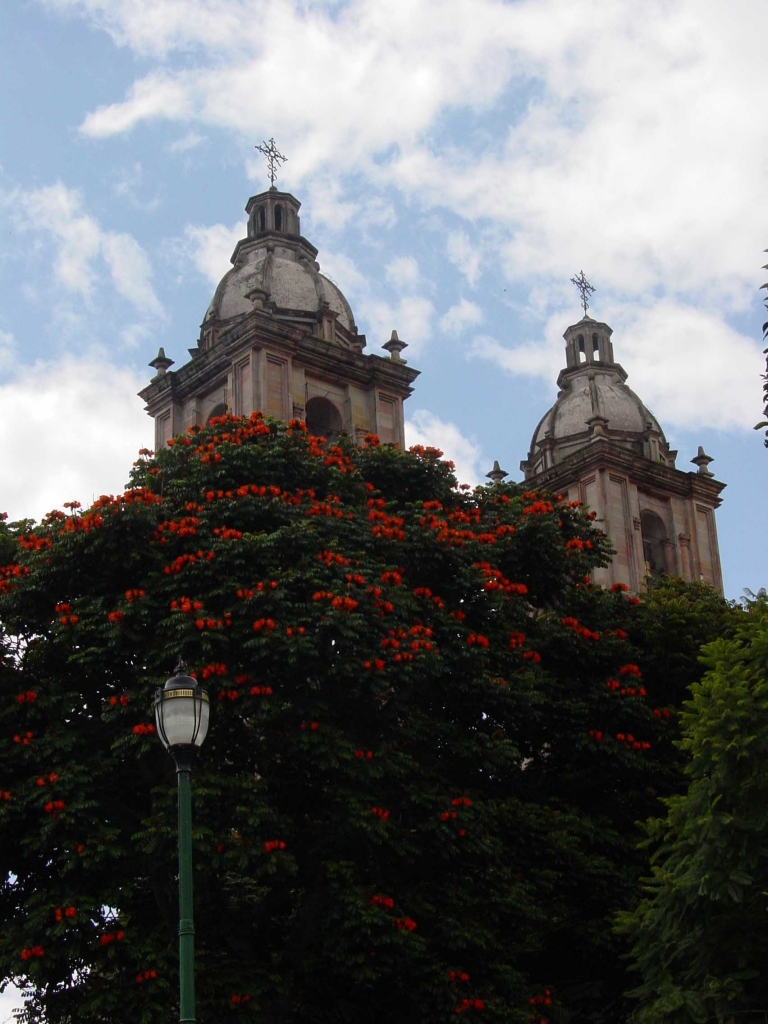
[520,315,725,593]
[139,186,418,453]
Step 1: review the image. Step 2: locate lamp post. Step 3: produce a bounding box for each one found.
[155,662,210,1024]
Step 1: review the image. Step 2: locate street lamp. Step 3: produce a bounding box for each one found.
[155,662,210,1024]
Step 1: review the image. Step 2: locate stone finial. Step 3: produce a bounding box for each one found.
[383,330,408,362]
[149,347,174,376]
[485,460,509,484]
[691,445,714,476]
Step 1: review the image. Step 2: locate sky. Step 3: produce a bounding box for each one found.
[0,0,767,1011]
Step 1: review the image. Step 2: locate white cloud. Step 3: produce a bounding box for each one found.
[405,409,485,487]
[11,182,164,317]
[361,295,435,354]
[440,297,483,335]
[0,329,16,371]
[168,131,206,153]
[384,255,421,291]
[0,353,151,523]
[446,230,482,288]
[182,222,241,286]
[101,233,165,317]
[471,299,765,432]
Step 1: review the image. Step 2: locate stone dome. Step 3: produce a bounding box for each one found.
[201,186,360,349]
[522,316,676,477]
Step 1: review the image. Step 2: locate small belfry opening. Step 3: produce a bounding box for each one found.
[305,397,342,439]
[641,510,669,578]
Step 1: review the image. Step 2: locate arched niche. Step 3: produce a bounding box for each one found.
[206,402,227,425]
[641,510,670,578]
[305,396,342,440]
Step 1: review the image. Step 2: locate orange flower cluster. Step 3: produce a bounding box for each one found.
[44,800,65,816]
[108,695,129,707]
[588,729,604,743]
[318,549,350,567]
[230,994,251,1005]
[449,970,471,983]
[522,500,554,516]
[455,997,485,1013]
[371,806,390,821]
[170,596,205,614]
[200,663,227,680]
[409,444,443,460]
[370,894,395,909]
[619,664,642,677]
[376,623,436,665]
[132,723,155,736]
[565,538,593,551]
[612,628,628,639]
[164,550,215,575]
[125,589,145,603]
[354,749,374,759]
[395,917,417,932]
[13,731,33,746]
[653,708,671,720]
[606,679,646,698]
[54,906,76,922]
[380,570,403,585]
[0,563,30,595]
[305,496,347,520]
[36,773,59,787]
[155,517,199,541]
[249,685,273,696]
[615,733,651,751]
[610,582,628,593]
[218,690,240,702]
[312,591,359,612]
[508,632,526,649]
[195,614,231,630]
[20,945,44,960]
[99,930,124,946]
[213,526,243,540]
[369,505,406,542]
[412,586,446,610]
[560,617,600,641]
[475,562,528,597]
[529,990,552,1009]
[0,791,11,802]
[136,969,158,985]
[323,444,354,473]
[264,840,286,853]
[54,603,79,625]
[521,650,541,663]
[16,690,38,704]
[107,610,124,623]
[364,658,387,672]
[451,796,472,807]
[466,633,489,648]
[18,534,53,551]
[300,721,319,731]
[440,811,458,822]
[61,511,104,535]
[284,626,306,637]
[252,618,276,632]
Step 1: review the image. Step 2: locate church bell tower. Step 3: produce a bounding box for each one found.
[520,299,725,593]
[139,165,419,451]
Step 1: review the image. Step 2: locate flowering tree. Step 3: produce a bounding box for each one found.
[0,414,682,1023]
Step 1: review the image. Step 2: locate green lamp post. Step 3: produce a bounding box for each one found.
[155,663,210,1024]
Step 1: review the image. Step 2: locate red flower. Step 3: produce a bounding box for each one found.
[371,806,390,821]
[264,840,286,853]
[394,917,417,932]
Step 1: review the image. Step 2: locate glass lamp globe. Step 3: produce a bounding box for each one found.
[154,664,210,752]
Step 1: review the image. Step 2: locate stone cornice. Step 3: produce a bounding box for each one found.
[526,438,725,506]
[138,312,419,414]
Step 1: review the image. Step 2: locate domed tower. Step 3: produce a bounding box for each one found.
[140,183,419,448]
[520,313,725,593]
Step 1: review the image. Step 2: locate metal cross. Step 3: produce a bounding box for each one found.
[570,270,596,316]
[255,138,287,187]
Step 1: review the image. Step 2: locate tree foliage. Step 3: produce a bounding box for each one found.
[619,594,768,1023]
[0,414,714,1023]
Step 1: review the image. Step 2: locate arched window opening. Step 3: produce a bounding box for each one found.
[258,208,266,232]
[274,205,283,231]
[641,510,669,579]
[577,334,586,363]
[207,401,227,425]
[592,333,600,358]
[305,397,343,440]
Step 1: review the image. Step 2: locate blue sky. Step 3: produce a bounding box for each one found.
[1,0,767,617]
